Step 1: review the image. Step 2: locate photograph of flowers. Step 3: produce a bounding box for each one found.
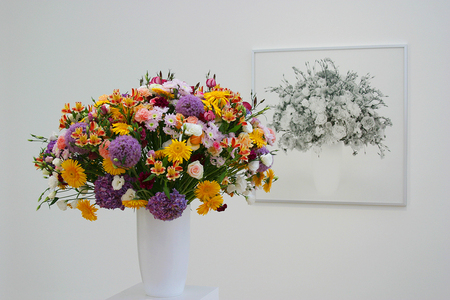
[252,45,407,205]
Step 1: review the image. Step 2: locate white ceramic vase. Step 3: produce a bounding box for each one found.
[136,207,190,298]
[311,142,343,196]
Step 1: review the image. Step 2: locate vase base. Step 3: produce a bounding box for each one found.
[106,283,219,300]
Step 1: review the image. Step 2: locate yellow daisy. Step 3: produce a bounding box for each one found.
[76,199,98,221]
[122,200,148,209]
[196,194,223,216]
[61,159,87,188]
[164,139,192,163]
[102,158,127,175]
[252,172,264,187]
[249,128,267,148]
[112,123,130,135]
[195,180,221,201]
[202,90,230,116]
[152,87,174,99]
[263,169,275,193]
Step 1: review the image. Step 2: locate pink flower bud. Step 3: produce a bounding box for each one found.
[243,101,252,113]
[206,78,216,88]
[149,77,166,84]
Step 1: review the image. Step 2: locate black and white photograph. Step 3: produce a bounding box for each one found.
[253,46,407,205]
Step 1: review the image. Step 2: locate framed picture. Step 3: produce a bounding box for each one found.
[252,45,408,205]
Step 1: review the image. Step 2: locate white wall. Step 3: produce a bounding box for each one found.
[1,0,450,299]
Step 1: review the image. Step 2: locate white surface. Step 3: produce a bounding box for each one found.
[2,1,450,300]
[137,208,190,297]
[106,284,219,300]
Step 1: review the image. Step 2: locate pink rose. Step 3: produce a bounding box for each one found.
[206,78,216,88]
[203,110,215,121]
[187,161,204,179]
[137,86,151,97]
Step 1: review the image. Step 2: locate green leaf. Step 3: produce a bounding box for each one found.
[163,182,170,198]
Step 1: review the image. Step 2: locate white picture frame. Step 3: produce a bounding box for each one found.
[252,45,408,206]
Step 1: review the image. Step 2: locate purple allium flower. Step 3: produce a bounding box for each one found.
[108,135,142,168]
[146,189,187,221]
[153,96,169,108]
[138,172,155,190]
[65,123,89,154]
[94,174,135,210]
[175,95,205,118]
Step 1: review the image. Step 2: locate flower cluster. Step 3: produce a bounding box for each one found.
[31,71,276,221]
[269,58,393,157]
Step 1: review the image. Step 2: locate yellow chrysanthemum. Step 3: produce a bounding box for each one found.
[102,158,127,175]
[76,199,98,221]
[112,122,130,135]
[195,180,221,201]
[196,194,223,216]
[152,87,174,99]
[164,139,192,163]
[122,200,148,209]
[249,128,267,148]
[202,90,230,116]
[252,172,264,187]
[61,159,87,188]
[263,169,275,193]
[154,150,166,159]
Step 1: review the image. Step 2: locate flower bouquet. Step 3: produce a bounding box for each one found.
[269,58,393,158]
[31,71,276,221]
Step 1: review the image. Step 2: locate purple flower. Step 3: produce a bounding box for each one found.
[146,189,187,221]
[175,94,205,118]
[45,140,57,154]
[109,135,142,168]
[94,174,135,210]
[65,123,89,154]
[255,147,272,173]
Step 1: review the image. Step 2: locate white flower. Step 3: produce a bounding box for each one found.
[248,160,260,172]
[56,200,67,211]
[315,113,327,125]
[227,184,236,194]
[332,125,347,140]
[112,175,125,191]
[242,123,253,133]
[42,169,51,176]
[361,116,375,130]
[48,190,57,200]
[301,87,310,97]
[235,175,247,194]
[121,188,136,201]
[48,175,59,189]
[183,123,203,136]
[49,132,58,141]
[347,102,361,117]
[52,158,62,167]
[162,139,172,148]
[69,200,79,209]
[260,153,273,167]
[315,126,325,136]
[301,99,309,107]
[243,190,256,205]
